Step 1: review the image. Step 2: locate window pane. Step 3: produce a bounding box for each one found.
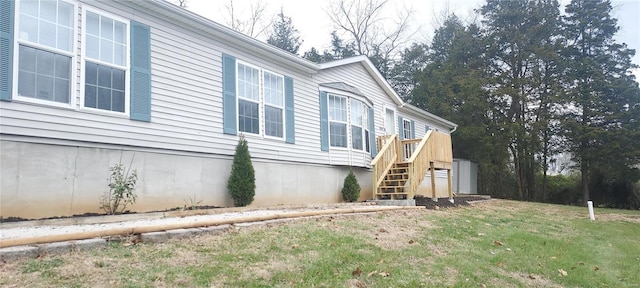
[265,106,283,137]
[85,62,97,85]
[20,0,38,17]
[85,84,97,108]
[97,87,111,110]
[238,100,259,134]
[19,46,70,103]
[18,71,36,97]
[54,78,70,103]
[352,126,363,150]
[86,63,126,112]
[36,48,54,74]
[114,22,126,44]
[58,2,74,27]
[19,45,36,72]
[86,35,99,59]
[100,39,113,63]
[39,19,57,48]
[40,0,57,22]
[57,26,71,51]
[101,17,113,41]
[329,95,346,121]
[36,74,54,101]
[97,64,112,88]
[114,44,125,66]
[112,91,125,112]
[112,69,125,91]
[54,54,70,79]
[19,15,38,42]
[86,12,100,36]
[365,130,370,152]
[330,122,347,148]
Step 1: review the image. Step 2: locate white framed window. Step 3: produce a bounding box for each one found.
[235,62,286,139]
[15,0,76,107]
[263,71,284,138]
[237,62,260,134]
[82,9,129,113]
[328,94,347,148]
[351,98,371,151]
[403,118,412,139]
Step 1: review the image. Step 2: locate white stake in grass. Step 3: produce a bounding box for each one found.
[587,201,595,221]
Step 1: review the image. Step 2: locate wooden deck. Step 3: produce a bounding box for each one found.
[371,131,453,200]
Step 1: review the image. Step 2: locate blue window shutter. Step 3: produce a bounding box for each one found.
[319,91,329,151]
[411,120,415,139]
[130,21,151,121]
[0,0,14,102]
[369,106,377,157]
[222,54,237,135]
[284,76,294,143]
[398,116,404,140]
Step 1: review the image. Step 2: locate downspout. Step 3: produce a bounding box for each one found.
[450,125,458,134]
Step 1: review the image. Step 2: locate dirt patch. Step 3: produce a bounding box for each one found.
[415,196,491,210]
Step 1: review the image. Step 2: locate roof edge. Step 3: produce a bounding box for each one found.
[126,0,319,73]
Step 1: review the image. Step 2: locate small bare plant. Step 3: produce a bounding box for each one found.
[182,197,203,211]
[101,155,138,215]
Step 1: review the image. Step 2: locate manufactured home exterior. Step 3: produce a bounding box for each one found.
[0,0,456,219]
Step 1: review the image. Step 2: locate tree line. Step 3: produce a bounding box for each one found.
[192,0,640,209]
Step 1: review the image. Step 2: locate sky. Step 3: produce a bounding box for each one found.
[184,0,640,76]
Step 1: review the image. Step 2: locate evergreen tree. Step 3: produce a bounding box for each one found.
[480,0,563,201]
[341,170,361,202]
[227,136,256,207]
[266,8,302,54]
[302,31,356,63]
[561,0,640,206]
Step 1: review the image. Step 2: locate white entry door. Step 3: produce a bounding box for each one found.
[385,108,395,135]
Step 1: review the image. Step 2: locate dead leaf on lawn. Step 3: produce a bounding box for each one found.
[377,259,384,264]
[378,272,390,277]
[408,240,414,244]
[558,269,567,276]
[594,266,600,271]
[494,240,504,246]
[378,228,388,233]
[506,248,512,252]
[478,233,485,236]
[291,244,299,249]
[352,267,362,276]
[528,274,536,280]
[367,270,377,278]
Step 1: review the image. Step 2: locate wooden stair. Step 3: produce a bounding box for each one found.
[376,162,410,200]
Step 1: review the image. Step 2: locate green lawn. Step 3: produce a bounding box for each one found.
[1,200,638,287]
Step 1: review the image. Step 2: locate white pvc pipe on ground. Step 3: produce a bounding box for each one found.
[587,201,595,221]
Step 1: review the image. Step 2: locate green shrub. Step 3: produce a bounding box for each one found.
[227,136,256,207]
[341,170,361,202]
[101,163,138,214]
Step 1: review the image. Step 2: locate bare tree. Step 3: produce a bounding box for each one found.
[223,0,271,38]
[326,0,415,76]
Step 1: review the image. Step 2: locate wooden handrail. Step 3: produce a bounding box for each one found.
[405,131,453,198]
[371,134,399,198]
[406,131,432,198]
